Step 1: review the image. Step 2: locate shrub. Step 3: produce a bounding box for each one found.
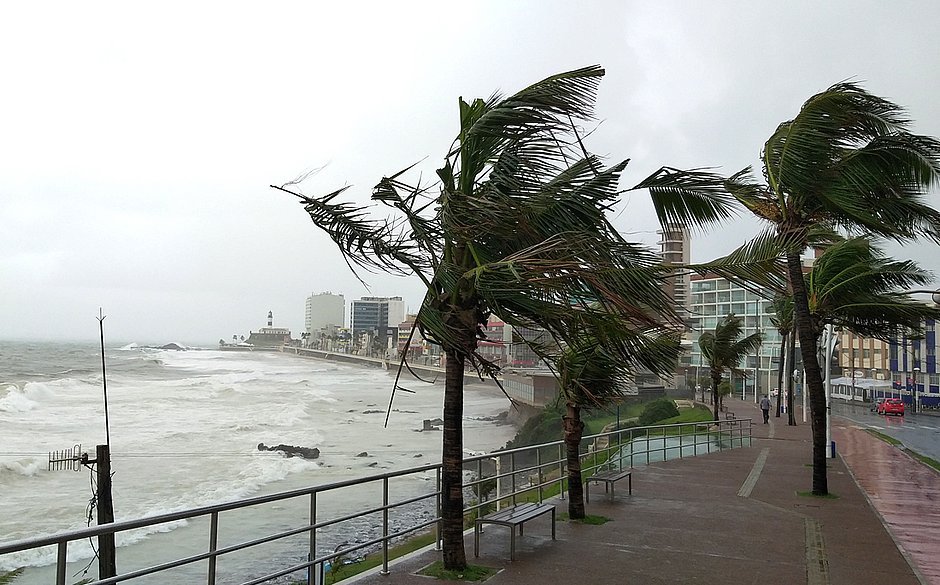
[638,399,680,426]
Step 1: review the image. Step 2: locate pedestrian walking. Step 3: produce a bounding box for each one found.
[760,395,771,423]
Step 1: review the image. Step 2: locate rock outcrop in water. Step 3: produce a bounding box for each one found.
[257,443,320,459]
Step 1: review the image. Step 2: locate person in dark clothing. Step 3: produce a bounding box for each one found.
[760,395,771,423]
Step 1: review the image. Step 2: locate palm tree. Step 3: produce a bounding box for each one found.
[275,66,681,570]
[638,83,940,495]
[698,314,763,421]
[769,295,793,420]
[556,326,678,519]
[804,237,940,339]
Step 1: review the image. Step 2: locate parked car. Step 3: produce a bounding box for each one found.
[879,398,905,416]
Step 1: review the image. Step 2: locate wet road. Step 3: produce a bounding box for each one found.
[834,422,940,584]
[832,400,940,461]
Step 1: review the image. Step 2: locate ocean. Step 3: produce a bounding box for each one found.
[0,341,516,583]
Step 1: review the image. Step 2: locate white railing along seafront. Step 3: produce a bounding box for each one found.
[0,418,752,585]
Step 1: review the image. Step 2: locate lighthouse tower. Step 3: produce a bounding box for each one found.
[246,310,292,348]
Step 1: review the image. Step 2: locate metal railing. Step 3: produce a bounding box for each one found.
[0,417,750,585]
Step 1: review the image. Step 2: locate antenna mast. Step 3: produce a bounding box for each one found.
[97,308,111,447]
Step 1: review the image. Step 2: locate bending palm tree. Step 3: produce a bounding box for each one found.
[556,326,678,519]
[276,66,681,569]
[699,314,762,421]
[639,83,940,495]
[804,237,940,344]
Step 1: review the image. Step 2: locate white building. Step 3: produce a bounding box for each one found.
[305,292,345,335]
[687,274,780,400]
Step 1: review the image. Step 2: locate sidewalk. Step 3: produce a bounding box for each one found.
[347,396,934,585]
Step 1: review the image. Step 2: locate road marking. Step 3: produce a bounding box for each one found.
[737,447,769,498]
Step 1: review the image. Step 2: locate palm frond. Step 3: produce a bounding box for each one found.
[631,166,741,231]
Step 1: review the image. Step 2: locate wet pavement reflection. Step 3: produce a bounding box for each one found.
[835,422,940,584]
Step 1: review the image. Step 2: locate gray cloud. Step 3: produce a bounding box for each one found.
[3,1,939,343]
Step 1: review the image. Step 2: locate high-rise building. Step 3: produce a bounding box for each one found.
[305,292,345,335]
[658,224,691,317]
[350,296,406,353]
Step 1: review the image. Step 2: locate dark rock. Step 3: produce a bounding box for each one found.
[356,452,369,457]
[257,442,320,459]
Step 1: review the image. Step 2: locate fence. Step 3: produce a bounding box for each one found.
[0,418,751,585]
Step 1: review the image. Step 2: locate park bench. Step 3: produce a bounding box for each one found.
[474,501,556,561]
[585,468,633,503]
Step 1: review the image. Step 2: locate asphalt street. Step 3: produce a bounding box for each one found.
[832,399,940,461]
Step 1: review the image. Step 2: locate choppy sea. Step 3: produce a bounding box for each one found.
[0,341,516,583]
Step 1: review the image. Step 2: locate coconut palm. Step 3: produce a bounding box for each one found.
[637,82,940,495]
[699,314,763,421]
[556,325,678,519]
[275,66,682,569]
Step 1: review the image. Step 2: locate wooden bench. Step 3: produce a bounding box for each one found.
[585,468,632,503]
[474,502,555,561]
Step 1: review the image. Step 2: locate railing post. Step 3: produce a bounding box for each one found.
[56,541,67,585]
[536,449,543,503]
[381,477,390,575]
[435,467,442,550]
[557,444,565,500]
[510,453,517,506]
[207,511,218,585]
[308,492,317,585]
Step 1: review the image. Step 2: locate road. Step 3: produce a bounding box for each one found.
[832,399,940,461]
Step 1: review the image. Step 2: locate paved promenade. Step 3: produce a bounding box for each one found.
[348,396,938,585]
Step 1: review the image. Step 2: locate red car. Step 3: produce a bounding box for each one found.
[878,398,905,416]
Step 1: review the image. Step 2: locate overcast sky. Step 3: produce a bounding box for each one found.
[3,1,940,345]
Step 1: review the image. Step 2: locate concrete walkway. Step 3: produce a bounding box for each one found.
[348,396,935,584]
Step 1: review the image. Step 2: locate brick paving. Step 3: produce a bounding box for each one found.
[346,396,935,584]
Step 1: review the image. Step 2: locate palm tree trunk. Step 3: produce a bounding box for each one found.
[787,324,797,426]
[441,348,467,570]
[563,403,586,519]
[775,331,787,417]
[711,370,721,421]
[786,252,828,495]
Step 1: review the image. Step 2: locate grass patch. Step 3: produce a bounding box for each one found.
[903,449,940,473]
[796,490,840,499]
[0,569,24,585]
[559,513,609,525]
[417,561,497,581]
[299,532,438,584]
[659,406,714,426]
[865,429,903,447]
